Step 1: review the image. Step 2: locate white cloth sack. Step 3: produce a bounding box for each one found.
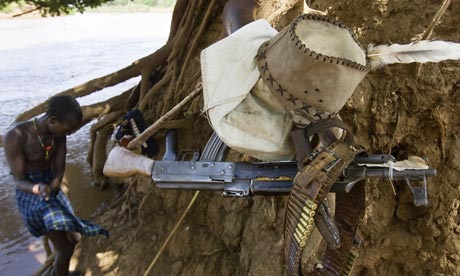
[201,20,295,161]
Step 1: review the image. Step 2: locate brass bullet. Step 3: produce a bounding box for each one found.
[297,222,306,234]
[299,240,307,247]
[305,200,318,210]
[294,232,301,243]
[302,207,316,217]
[301,211,314,222]
[295,227,303,239]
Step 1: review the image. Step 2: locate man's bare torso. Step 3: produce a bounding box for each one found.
[9,121,60,172]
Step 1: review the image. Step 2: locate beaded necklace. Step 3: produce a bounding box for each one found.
[32,118,54,160]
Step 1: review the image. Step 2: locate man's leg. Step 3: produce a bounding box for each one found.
[66,232,81,244]
[47,231,76,276]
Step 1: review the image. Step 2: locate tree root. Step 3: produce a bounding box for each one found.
[134,187,154,239]
[168,0,189,41]
[139,71,173,112]
[91,124,115,189]
[87,110,125,166]
[416,0,452,78]
[173,0,217,99]
[15,66,138,122]
[33,252,55,276]
[81,87,132,125]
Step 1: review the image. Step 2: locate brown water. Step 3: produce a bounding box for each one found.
[0,12,171,275]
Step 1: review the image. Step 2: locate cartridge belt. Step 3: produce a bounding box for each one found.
[285,137,362,276]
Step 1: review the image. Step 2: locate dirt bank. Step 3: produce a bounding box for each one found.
[74,1,460,275]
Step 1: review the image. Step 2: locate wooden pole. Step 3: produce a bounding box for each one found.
[127,82,202,151]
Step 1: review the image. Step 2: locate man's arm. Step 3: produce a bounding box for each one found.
[4,127,50,196]
[49,136,66,192]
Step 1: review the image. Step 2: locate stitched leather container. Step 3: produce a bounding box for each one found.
[257,14,370,124]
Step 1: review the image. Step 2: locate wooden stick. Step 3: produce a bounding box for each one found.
[12,6,41,18]
[142,191,200,276]
[127,82,202,151]
[416,0,452,77]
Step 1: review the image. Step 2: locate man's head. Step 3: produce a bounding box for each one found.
[46,95,82,137]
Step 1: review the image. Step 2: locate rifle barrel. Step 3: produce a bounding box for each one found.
[346,167,436,179]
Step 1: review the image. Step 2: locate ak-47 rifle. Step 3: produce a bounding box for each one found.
[104,130,436,206]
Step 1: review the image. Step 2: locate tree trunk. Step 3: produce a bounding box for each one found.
[68,0,460,275]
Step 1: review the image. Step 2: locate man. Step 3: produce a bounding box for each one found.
[4,95,108,276]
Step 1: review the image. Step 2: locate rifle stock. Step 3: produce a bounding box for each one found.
[103,146,154,177]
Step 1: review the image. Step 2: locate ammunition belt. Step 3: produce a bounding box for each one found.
[285,140,361,276]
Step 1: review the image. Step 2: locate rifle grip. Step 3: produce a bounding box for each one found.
[163,129,178,161]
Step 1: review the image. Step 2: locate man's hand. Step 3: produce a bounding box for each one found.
[37,184,51,201]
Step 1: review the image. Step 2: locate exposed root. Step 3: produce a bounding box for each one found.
[173,0,217,102]
[80,87,132,125]
[33,253,55,276]
[87,110,124,166]
[15,42,172,123]
[432,104,454,160]
[91,125,115,189]
[134,187,154,239]
[139,71,173,112]
[416,0,452,77]
[168,0,189,41]
[15,66,138,122]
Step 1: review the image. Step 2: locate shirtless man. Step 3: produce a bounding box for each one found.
[4,95,108,276]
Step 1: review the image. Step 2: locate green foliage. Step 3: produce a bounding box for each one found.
[0,1,20,13]
[0,0,176,15]
[0,0,127,15]
[102,0,175,7]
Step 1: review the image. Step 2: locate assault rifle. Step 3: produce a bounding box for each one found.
[104,130,436,206]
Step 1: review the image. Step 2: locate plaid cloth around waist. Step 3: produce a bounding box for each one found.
[15,171,108,238]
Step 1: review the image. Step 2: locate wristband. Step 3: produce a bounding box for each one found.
[32,184,41,195]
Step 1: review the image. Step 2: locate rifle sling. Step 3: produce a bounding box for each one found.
[305,117,354,146]
[285,119,364,276]
[319,181,365,276]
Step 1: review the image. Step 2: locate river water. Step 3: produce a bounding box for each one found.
[0,12,171,275]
